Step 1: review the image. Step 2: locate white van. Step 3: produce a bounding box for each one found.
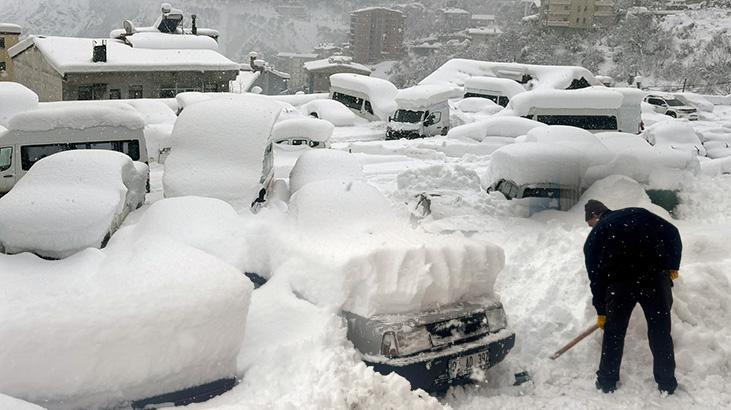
[506,87,643,134]
[0,104,148,195]
[463,76,526,108]
[329,73,397,122]
[386,85,454,139]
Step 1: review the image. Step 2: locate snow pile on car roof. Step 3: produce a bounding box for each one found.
[0,82,38,127]
[0,150,146,259]
[288,149,364,194]
[419,59,602,90]
[643,120,706,156]
[0,233,252,408]
[464,76,526,97]
[299,99,357,127]
[163,96,281,203]
[284,179,505,317]
[329,73,397,121]
[272,117,334,142]
[394,84,460,109]
[7,103,145,132]
[484,142,584,188]
[447,116,546,142]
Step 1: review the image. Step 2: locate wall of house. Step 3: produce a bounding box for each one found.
[0,31,20,82]
[12,46,63,101]
[307,66,371,93]
[61,70,239,100]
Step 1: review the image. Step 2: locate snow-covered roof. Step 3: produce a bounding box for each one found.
[0,23,21,34]
[447,116,546,142]
[271,118,334,142]
[468,27,502,35]
[277,52,319,59]
[7,103,144,132]
[303,56,371,74]
[9,36,238,76]
[464,76,526,97]
[0,82,38,127]
[299,99,357,127]
[289,149,364,195]
[443,8,470,14]
[395,84,459,109]
[330,73,398,121]
[352,7,403,15]
[123,32,218,50]
[419,59,602,91]
[485,142,584,187]
[507,88,624,116]
[472,14,496,20]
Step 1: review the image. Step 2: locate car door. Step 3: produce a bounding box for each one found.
[0,146,17,194]
[647,98,667,114]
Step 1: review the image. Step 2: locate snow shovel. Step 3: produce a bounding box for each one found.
[550,323,600,360]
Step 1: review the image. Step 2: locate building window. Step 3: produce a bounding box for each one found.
[159,88,177,98]
[128,85,143,99]
[78,86,93,100]
[79,84,107,100]
[109,89,121,99]
[204,83,219,93]
[0,38,5,49]
[0,62,5,72]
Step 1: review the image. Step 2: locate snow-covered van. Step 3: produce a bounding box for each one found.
[386,85,454,140]
[0,104,148,195]
[329,73,397,122]
[507,87,643,134]
[463,76,526,108]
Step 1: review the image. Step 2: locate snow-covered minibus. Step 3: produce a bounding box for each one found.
[329,73,397,122]
[386,84,456,139]
[0,104,148,195]
[463,76,526,108]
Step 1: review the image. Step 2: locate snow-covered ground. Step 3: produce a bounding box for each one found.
[1,98,730,409]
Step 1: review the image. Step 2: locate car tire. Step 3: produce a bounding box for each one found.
[667,111,677,118]
[440,127,449,136]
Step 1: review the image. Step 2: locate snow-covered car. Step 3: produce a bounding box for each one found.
[271,117,334,149]
[0,150,148,259]
[643,121,706,156]
[644,93,699,120]
[485,142,584,213]
[0,197,252,409]
[287,179,515,392]
[288,148,364,195]
[163,96,282,207]
[300,98,358,126]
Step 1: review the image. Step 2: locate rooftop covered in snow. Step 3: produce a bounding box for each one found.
[303,56,371,74]
[395,84,460,109]
[0,23,22,34]
[507,88,624,116]
[8,35,238,76]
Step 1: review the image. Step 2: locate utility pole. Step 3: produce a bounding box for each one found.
[682,78,687,93]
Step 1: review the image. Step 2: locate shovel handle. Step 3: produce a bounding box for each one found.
[550,323,600,360]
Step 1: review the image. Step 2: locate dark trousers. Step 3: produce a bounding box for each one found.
[597,276,677,391]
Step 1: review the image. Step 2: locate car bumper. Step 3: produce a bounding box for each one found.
[386,129,422,140]
[363,330,515,392]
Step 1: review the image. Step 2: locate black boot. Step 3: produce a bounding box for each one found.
[596,379,616,393]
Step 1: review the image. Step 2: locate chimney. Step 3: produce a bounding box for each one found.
[92,40,107,63]
[191,14,198,35]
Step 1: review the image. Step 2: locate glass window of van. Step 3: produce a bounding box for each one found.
[0,147,12,172]
[120,140,141,161]
[21,144,67,170]
[364,101,374,115]
[535,115,617,130]
[332,92,363,111]
[394,110,424,123]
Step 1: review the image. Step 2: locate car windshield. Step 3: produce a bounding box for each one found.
[665,98,685,107]
[393,109,424,123]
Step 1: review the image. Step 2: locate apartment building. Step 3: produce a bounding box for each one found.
[542,0,616,29]
[349,7,405,64]
[0,23,22,81]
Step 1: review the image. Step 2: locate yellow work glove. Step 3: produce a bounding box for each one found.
[669,270,679,281]
[597,315,606,329]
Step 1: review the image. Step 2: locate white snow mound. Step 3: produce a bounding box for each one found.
[0,82,38,127]
[288,149,364,194]
[8,103,144,132]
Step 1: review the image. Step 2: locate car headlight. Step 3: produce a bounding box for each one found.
[396,326,433,356]
[485,306,507,332]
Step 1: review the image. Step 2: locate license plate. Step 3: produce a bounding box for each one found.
[448,351,489,379]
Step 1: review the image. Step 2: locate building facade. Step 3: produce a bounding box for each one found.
[275,52,318,92]
[349,7,405,64]
[9,36,239,102]
[439,8,471,32]
[0,24,21,82]
[304,56,371,93]
[542,0,615,29]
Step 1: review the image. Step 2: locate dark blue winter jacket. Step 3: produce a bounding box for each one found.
[583,207,682,315]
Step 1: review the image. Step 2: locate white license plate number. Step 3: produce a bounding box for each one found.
[448,351,489,378]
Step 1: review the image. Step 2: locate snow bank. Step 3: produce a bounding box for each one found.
[330,73,398,121]
[125,99,177,125]
[521,125,614,166]
[572,175,671,220]
[397,164,482,193]
[507,88,623,116]
[395,84,460,109]
[300,99,357,126]
[453,97,501,114]
[464,76,526,98]
[0,394,45,410]
[0,235,252,409]
[0,82,38,127]
[0,150,146,259]
[285,179,505,316]
[447,116,546,142]
[272,117,334,143]
[163,97,281,203]
[643,120,706,156]
[288,149,364,194]
[484,142,584,188]
[8,103,144,132]
[674,92,715,112]
[419,59,602,90]
[700,156,731,176]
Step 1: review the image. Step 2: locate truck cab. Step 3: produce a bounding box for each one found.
[386,85,454,140]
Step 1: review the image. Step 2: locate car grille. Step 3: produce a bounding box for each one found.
[427,312,488,346]
[386,130,421,140]
[680,109,697,113]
